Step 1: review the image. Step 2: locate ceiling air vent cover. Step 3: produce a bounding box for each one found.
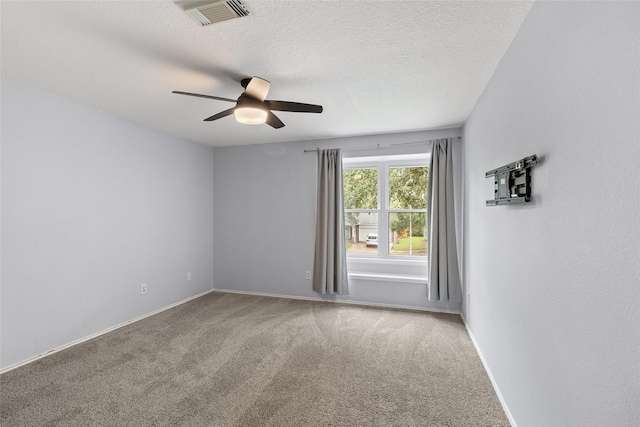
[175,0,250,26]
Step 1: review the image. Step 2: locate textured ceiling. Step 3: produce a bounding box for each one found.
[1,1,533,147]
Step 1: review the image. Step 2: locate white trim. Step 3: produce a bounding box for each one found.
[212,288,459,314]
[461,313,517,427]
[343,153,429,165]
[0,289,216,375]
[348,272,427,284]
[344,156,429,261]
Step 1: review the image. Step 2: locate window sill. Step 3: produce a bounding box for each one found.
[348,272,428,285]
[347,257,427,284]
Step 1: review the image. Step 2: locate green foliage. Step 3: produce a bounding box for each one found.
[343,168,377,209]
[389,212,427,238]
[390,237,428,256]
[343,165,428,235]
[388,166,428,234]
[343,168,377,227]
[389,166,428,209]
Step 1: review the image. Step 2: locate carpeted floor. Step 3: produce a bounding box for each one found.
[0,292,508,426]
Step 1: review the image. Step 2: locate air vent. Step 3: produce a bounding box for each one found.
[175,0,250,26]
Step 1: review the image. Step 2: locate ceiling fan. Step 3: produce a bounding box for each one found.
[172,77,323,129]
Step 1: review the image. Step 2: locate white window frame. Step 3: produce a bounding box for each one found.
[343,153,429,277]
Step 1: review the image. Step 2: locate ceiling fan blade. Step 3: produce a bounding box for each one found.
[264,100,323,113]
[244,77,271,101]
[204,108,236,121]
[172,91,236,103]
[266,111,285,129]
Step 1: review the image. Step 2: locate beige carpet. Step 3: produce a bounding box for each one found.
[1,292,508,426]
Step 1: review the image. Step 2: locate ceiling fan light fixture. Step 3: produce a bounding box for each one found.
[234,107,267,125]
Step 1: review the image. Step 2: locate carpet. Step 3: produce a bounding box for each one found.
[1,292,508,426]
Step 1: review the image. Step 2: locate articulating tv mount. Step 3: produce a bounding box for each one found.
[486,155,538,206]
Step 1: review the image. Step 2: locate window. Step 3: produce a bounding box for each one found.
[343,167,378,255]
[343,154,429,261]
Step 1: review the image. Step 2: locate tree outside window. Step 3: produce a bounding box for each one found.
[388,166,428,256]
[343,168,378,254]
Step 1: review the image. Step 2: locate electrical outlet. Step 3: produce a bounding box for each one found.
[141,283,147,295]
[305,271,312,280]
[187,272,192,281]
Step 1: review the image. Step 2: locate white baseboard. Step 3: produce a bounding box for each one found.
[212,287,460,314]
[460,313,516,427]
[0,289,216,375]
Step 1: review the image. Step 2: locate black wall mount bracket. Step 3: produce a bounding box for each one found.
[486,155,538,206]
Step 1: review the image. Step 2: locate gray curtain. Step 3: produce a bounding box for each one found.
[313,149,349,295]
[427,139,461,302]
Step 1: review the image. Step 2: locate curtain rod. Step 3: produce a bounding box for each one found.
[303,136,461,153]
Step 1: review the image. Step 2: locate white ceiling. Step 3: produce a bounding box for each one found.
[1,0,533,147]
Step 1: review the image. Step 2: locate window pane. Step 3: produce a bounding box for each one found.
[343,168,378,209]
[345,212,379,254]
[388,166,428,209]
[389,212,427,256]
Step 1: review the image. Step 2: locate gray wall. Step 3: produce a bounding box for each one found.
[212,128,462,312]
[1,80,215,369]
[462,1,639,426]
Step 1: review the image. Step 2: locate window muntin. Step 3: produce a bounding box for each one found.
[343,155,428,260]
